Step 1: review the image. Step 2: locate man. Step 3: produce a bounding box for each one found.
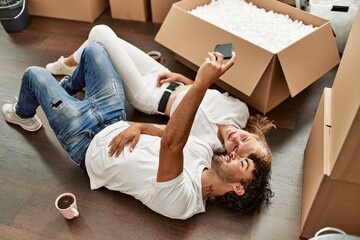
[2,42,272,219]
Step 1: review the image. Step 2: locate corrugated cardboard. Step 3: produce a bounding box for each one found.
[109,0,150,22]
[301,87,331,238]
[28,0,109,23]
[301,88,360,238]
[329,9,360,185]
[301,177,360,238]
[301,11,360,237]
[155,0,340,114]
[150,0,179,23]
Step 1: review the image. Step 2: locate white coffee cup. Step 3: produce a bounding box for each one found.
[147,50,164,63]
[55,193,79,219]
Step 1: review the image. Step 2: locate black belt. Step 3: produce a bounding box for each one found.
[158,82,180,115]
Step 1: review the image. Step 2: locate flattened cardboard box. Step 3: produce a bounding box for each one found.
[301,88,360,238]
[110,0,150,22]
[155,0,340,114]
[150,0,179,23]
[28,0,108,22]
[329,9,360,185]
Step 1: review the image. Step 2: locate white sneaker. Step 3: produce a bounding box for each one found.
[2,103,42,132]
[46,56,76,76]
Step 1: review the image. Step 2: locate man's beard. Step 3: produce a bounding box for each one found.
[211,155,239,183]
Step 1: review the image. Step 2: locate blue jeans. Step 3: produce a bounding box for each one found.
[15,43,126,167]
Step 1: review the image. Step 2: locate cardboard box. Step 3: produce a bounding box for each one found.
[328,8,360,185]
[109,0,150,22]
[155,0,340,114]
[301,176,360,238]
[27,0,109,22]
[309,0,360,53]
[150,0,179,23]
[301,87,331,238]
[301,12,360,237]
[301,88,360,238]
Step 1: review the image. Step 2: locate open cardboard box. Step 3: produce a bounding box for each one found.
[109,0,150,22]
[328,8,360,185]
[28,0,108,22]
[155,0,340,114]
[301,88,360,238]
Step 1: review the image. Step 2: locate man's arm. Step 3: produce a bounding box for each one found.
[157,51,236,182]
[108,122,165,157]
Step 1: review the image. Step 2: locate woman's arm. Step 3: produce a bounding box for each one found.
[157,72,194,86]
[175,73,194,85]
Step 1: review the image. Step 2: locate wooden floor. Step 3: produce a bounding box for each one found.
[0,9,338,240]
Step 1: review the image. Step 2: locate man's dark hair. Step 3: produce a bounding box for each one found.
[216,153,274,214]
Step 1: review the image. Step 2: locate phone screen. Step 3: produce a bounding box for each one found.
[214,43,234,59]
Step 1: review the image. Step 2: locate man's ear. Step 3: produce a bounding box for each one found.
[232,184,245,196]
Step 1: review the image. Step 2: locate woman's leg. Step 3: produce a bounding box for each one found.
[87,25,165,94]
[69,25,170,114]
[72,40,90,64]
[75,25,162,75]
[63,54,78,67]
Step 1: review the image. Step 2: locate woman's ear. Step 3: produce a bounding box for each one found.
[232,184,245,196]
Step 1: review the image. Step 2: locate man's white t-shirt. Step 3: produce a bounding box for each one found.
[85,121,213,220]
[170,89,249,153]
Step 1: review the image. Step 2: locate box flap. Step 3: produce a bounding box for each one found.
[155,0,274,96]
[250,0,340,97]
[277,22,340,97]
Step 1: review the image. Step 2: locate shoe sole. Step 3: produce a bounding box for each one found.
[45,65,76,76]
[2,104,43,132]
[4,118,43,132]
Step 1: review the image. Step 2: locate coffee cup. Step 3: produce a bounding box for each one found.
[55,193,79,219]
[147,50,165,63]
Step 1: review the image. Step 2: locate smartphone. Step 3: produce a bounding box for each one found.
[214,43,234,59]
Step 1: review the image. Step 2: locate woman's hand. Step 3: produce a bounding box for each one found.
[156,72,178,87]
[157,72,194,87]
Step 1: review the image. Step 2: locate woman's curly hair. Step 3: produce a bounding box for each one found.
[216,153,274,213]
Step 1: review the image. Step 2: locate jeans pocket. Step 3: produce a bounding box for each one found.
[63,129,95,165]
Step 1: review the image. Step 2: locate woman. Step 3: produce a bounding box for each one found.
[46,25,275,163]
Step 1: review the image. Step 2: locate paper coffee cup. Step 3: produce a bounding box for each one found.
[55,192,79,219]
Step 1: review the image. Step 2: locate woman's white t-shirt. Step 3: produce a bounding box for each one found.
[170,89,249,153]
[85,121,213,219]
